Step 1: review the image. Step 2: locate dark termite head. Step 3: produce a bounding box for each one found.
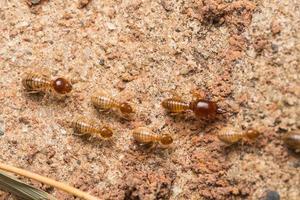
[159,134,173,145]
[119,102,134,114]
[189,100,218,118]
[100,127,113,139]
[52,78,72,94]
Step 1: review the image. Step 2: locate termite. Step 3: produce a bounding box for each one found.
[161,91,225,118]
[282,132,300,152]
[217,126,260,144]
[91,90,134,115]
[132,127,173,147]
[22,72,72,94]
[71,116,113,139]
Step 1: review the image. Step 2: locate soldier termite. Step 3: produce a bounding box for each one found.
[282,131,300,152]
[132,127,173,148]
[22,72,72,94]
[217,126,260,144]
[161,90,225,119]
[71,116,113,140]
[91,90,134,115]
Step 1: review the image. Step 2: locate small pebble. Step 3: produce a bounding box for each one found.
[271,43,279,53]
[98,59,105,66]
[78,0,91,8]
[115,81,126,91]
[0,119,4,136]
[264,190,280,200]
[31,0,41,5]
[107,22,117,30]
[271,20,282,35]
[19,116,30,124]
[121,72,135,82]
[161,0,173,12]
[293,161,300,168]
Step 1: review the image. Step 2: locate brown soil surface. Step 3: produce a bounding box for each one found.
[0,0,299,199]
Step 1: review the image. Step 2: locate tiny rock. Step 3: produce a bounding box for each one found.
[0,119,4,136]
[253,36,269,53]
[27,0,41,6]
[107,22,117,30]
[31,0,41,5]
[121,72,135,82]
[271,20,282,35]
[161,0,174,12]
[116,80,126,91]
[78,0,91,9]
[263,190,280,200]
[98,59,105,66]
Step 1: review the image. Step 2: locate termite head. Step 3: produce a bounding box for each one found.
[245,129,260,139]
[52,78,72,94]
[100,127,113,139]
[119,102,134,114]
[159,134,173,145]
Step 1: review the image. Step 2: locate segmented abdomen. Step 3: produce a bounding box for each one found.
[283,132,300,151]
[161,98,189,113]
[132,127,159,143]
[71,117,99,136]
[22,73,51,91]
[217,127,244,144]
[91,94,118,110]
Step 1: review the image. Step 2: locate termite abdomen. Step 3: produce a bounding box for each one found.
[218,127,260,145]
[91,91,134,115]
[217,127,243,144]
[161,98,190,113]
[283,132,300,152]
[71,117,113,139]
[22,73,51,92]
[132,127,173,147]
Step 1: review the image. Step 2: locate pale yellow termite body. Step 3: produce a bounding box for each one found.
[132,127,173,147]
[132,127,160,144]
[91,90,134,115]
[161,98,190,113]
[217,126,260,144]
[22,73,52,92]
[217,127,244,144]
[22,72,72,94]
[161,97,225,119]
[71,116,113,139]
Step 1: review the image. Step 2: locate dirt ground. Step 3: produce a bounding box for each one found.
[0,0,299,199]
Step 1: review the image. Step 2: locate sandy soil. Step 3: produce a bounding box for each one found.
[0,0,299,199]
